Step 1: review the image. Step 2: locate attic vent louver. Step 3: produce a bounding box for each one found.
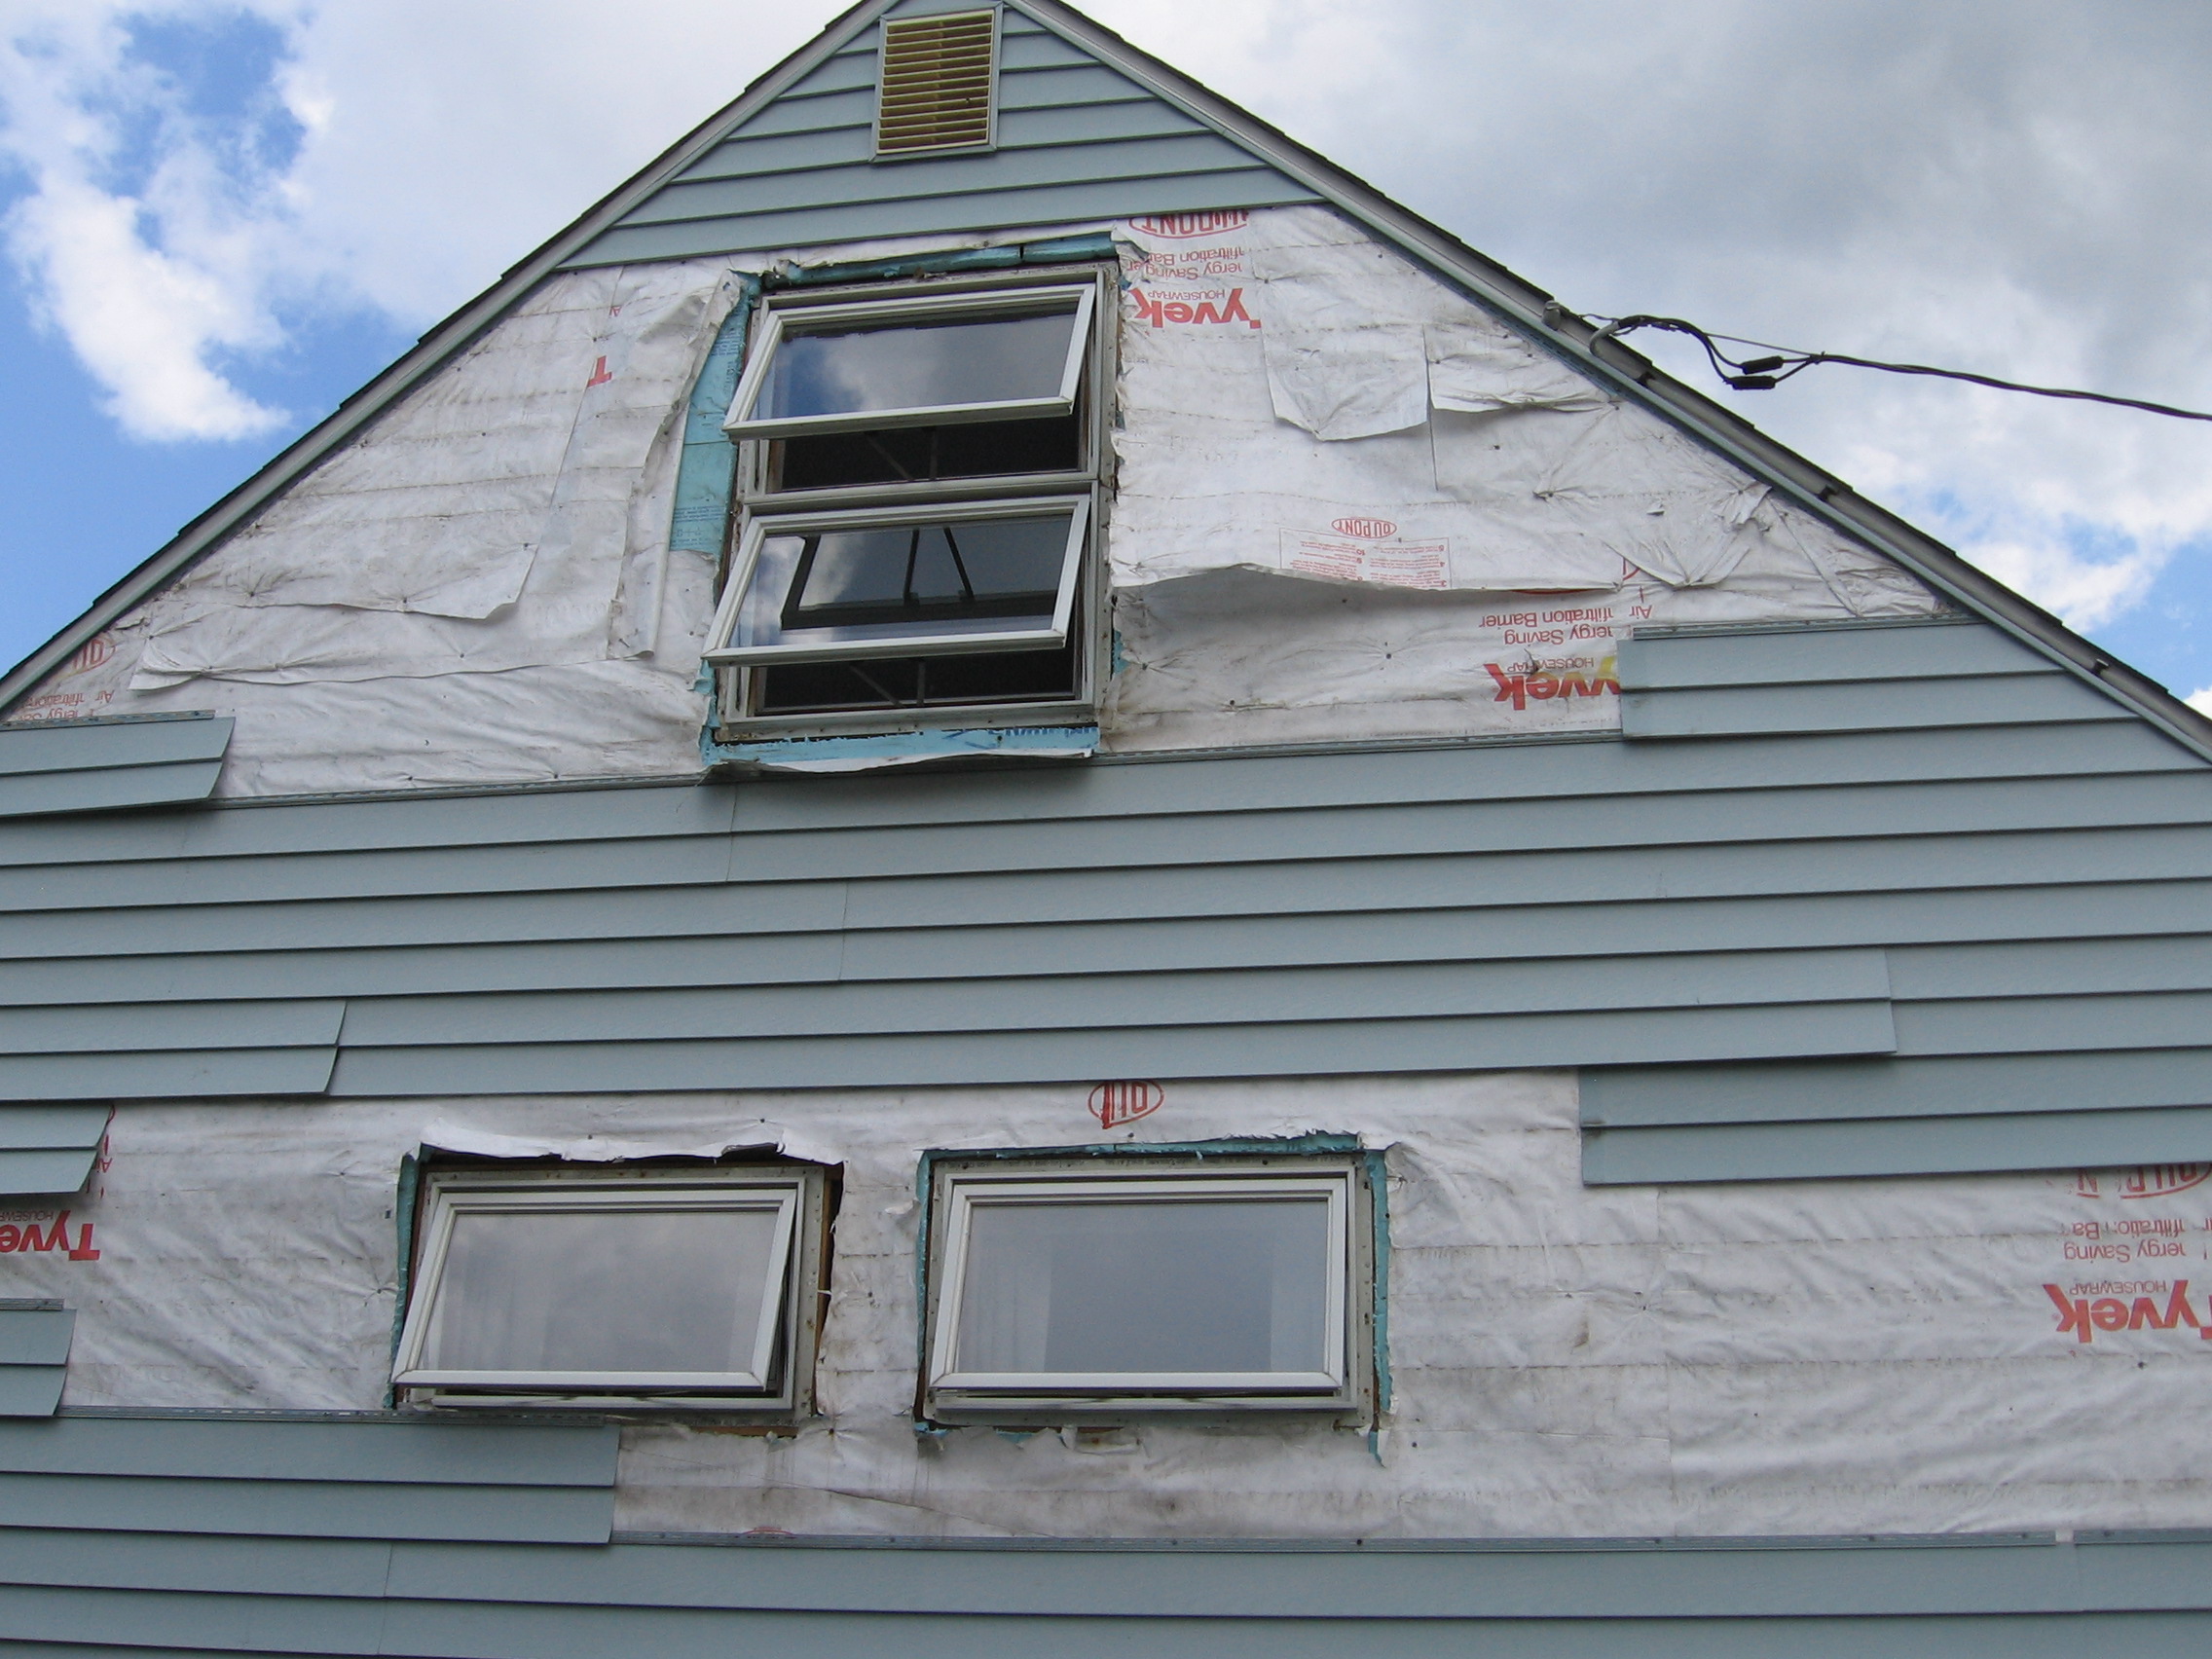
[875,10,998,156]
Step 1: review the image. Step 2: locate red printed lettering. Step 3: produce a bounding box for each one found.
[2045,1279,2208,1342]
[2046,1283,2092,1342]
[0,1211,99,1261]
[1127,286,1260,329]
[1484,657,1620,712]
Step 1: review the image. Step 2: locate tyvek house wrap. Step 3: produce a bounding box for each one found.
[1103,207,1945,752]
[24,1076,2212,1539]
[11,210,1942,793]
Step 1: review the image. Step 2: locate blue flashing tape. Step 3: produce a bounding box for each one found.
[705,723,1099,771]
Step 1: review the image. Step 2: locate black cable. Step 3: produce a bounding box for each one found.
[1588,313,2212,424]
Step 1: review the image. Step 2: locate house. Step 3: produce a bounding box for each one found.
[3,0,2212,1649]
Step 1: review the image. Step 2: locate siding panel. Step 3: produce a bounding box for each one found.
[571,168,1316,268]
[1,1516,2212,1656]
[0,618,2205,1180]
[559,6,1318,267]
[0,1416,617,1545]
[1584,1103,2212,1185]
[0,1107,108,1196]
[0,1309,70,1419]
[0,717,232,819]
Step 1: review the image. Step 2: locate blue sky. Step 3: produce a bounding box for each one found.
[6,1,2211,705]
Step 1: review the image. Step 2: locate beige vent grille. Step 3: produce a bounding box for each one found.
[876,10,998,155]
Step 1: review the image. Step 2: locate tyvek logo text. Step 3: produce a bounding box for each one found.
[2045,1279,2212,1342]
[1127,286,1259,329]
[1486,656,1619,709]
[0,1210,100,1260]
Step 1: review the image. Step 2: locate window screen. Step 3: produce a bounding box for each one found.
[927,1167,1357,1409]
[392,1171,810,1399]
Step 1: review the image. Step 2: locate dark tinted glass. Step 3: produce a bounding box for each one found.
[754,639,1078,714]
[759,309,1077,421]
[784,515,1067,630]
[773,414,1080,491]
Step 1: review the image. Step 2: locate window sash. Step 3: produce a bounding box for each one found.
[704,495,1090,668]
[928,1174,1351,1396]
[392,1181,800,1391]
[723,284,1097,441]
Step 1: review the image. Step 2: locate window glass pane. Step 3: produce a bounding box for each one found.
[760,310,1078,421]
[791,517,1062,623]
[734,513,1071,653]
[421,1202,784,1376]
[954,1196,1331,1376]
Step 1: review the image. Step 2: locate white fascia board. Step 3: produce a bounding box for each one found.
[0,0,906,717]
[1008,0,2212,768]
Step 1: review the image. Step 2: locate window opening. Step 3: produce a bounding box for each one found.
[708,268,1110,729]
[392,1165,829,1412]
[922,1158,1371,1420]
[771,413,1081,493]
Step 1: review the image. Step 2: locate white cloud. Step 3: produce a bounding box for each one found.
[0,2,305,439]
[4,0,2211,657]
[0,0,837,440]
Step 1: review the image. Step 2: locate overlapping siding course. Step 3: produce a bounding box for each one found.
[0,619,2205,1178]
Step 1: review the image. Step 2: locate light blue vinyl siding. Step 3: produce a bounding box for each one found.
[0,714,230,819]
[562,4,1318,267]
[0,1416,617,1543]
[1583,618,2212,1179]
[2,1411,2212,1659]
[0,617,2206,1180]
[0,1107,107,1196]
[0,1309,71,1418]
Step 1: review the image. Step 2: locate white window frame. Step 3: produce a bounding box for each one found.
[722,284,1096,441]
[392,1166,824,1411]
[703,494,1090,669]
[710,265,1116,738]
[923,1159,1370,1421]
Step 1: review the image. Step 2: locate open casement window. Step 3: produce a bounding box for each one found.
[725,285,1092,441]
[922,1157,1374,1423]
[708,270,1111,733]
[392,1165,829,1414]
[707,497,1088,668]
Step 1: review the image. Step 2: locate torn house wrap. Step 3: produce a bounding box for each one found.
[1103,206,1944,749]
[13,209,1947,789]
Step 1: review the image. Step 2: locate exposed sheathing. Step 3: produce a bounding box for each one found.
[31,1079,2212,1538]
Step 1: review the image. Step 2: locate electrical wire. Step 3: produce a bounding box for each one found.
[1585,313,2212,424]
